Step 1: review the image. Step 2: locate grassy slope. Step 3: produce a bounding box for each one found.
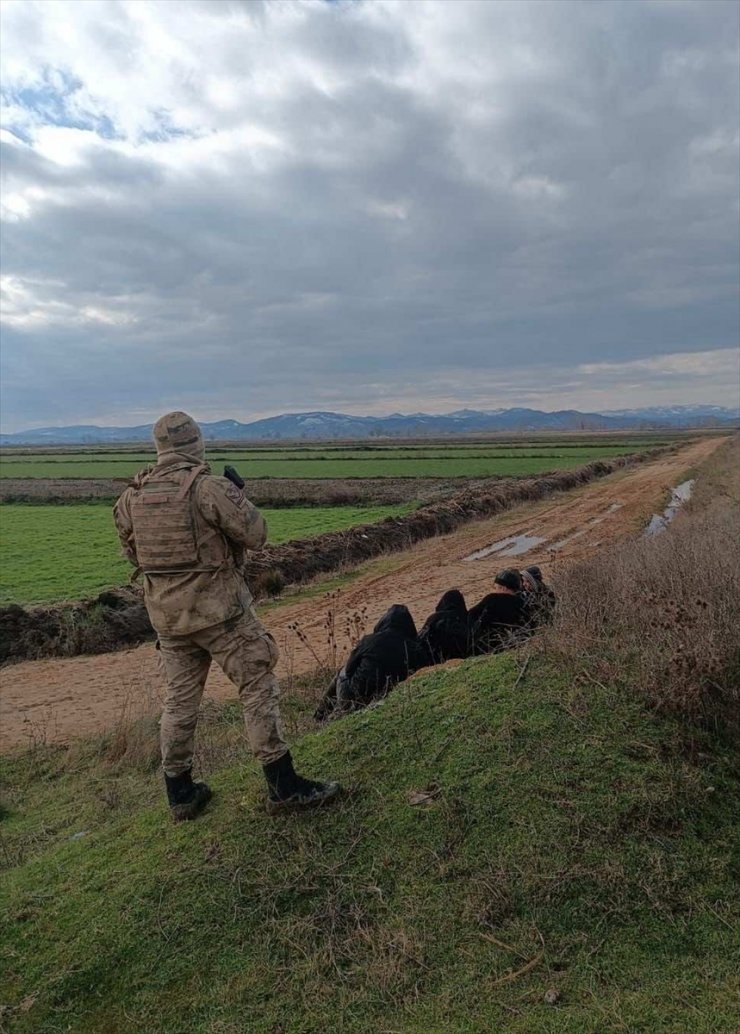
[2,654,738,1033]
[0,503,413,605]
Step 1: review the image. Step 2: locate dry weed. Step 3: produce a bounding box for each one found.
[540,494,740,734]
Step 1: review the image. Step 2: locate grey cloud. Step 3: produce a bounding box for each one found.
[1,0,738,430]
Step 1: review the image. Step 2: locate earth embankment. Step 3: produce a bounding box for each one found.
[0,475,457,507]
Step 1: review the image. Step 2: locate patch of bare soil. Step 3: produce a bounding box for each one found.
[0,475,460,506]
[0,437,723,751]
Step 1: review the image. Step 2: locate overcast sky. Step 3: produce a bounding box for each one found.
[1,0,738,431]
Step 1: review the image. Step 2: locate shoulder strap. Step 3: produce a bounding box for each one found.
[176,464,208,501]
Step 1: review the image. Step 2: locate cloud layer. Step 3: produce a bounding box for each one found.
[1,0,738,430]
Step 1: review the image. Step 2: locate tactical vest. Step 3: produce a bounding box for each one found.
[129,464,219,574]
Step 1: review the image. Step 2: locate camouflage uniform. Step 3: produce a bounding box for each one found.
[114,412,287,777]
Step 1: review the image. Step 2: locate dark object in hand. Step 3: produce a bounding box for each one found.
[223,465,245,489]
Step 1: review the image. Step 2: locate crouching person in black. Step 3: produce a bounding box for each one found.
[520,569,540,631]
[527,562,553,624]
[315,604,428,720]
[468,569,527,655]
[521,565,557,628]
[419,589,471,663]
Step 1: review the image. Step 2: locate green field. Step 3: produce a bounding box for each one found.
[2,652,737,1033]
[0,503,411,605]
[0,442,651,480]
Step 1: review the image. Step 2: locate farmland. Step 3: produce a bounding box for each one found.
[0,502,412,605]
[0,434,698,607]
[0,438,676,481]
[0,434,689,606]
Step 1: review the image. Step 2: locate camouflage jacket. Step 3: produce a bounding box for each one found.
[114,461,267,635]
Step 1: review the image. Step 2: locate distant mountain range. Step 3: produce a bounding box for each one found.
[1,405,737,445]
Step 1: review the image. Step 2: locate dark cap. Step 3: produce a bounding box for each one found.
[525,565,543,583]
[495,568,522,592]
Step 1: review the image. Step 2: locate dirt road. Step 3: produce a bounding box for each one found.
[0,437,722,751]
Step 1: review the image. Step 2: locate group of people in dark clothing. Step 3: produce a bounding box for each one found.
[315,566,556,721]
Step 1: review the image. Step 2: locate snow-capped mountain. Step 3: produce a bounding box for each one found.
[1,405,736,445]
[601,405,739,422]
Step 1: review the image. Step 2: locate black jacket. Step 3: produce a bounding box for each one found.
[419,589,471,663]
[316,604,427,718]
[468,591,527,654]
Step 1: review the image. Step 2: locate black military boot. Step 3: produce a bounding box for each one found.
[263,751,341,815]
[164,769,213,822]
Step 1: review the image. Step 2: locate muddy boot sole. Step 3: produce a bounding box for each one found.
[170,785,213,822]
[266,782,341,816]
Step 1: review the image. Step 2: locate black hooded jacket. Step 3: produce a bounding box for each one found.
[468,590,527,654]
[419,589,470,663]
[315,604,428,718]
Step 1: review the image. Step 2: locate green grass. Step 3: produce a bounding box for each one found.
[0,443,654,480]
[0,503,412,605]
[1,653,737,1033]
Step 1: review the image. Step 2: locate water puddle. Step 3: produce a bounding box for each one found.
[464,533,547,561]
[644,480,694,537]
[464,501,625,561]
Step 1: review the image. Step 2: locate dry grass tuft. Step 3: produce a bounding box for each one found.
[541,487,740,735]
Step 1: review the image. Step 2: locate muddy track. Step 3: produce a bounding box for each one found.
[0,437,722,752]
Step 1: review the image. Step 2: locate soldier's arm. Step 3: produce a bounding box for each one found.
[113,489,139,567]
[197,477,267,551]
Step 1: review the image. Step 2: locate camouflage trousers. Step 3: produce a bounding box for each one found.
[157,608,287,777]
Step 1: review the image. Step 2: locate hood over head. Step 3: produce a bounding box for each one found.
[525,565,544,584]
[435,589,467,615]
[373,604,418,639]
[153,411,205,465]
[521,570,538,594]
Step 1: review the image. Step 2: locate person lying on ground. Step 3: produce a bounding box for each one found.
[522,565,557,626]
[419,589,471,663]
[468,568,528,655]
[315,604,428,720]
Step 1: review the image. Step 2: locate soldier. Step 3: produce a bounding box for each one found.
[114,412,340,821]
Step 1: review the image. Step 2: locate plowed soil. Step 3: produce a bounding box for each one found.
[0,437,722,752]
